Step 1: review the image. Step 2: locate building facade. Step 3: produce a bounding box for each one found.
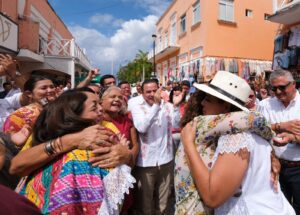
[0,0,92,88]
[149,0,278,85]
[268,0,300,84]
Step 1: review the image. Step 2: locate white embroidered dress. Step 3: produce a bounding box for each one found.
[213,132,295,215]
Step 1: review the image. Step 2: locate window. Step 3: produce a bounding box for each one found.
[264,13,270,20]
[245,9,253,17]
[219,0,234,22]
[165,32,168,48]
[180,14,186,33]
[193,0,201,24]
[170,13,177,45]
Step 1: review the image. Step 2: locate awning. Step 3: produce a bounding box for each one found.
[268,1,300,25]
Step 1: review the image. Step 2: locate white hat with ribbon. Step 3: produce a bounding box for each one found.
[193,71,250,112]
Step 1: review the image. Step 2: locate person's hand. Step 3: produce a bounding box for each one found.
[181,120,197,148]
[117,133,130,147]
[0,54,17,78]
[75,125,115,150]
[154,88,162,104]
[280,120,300,135]
[273,132,295,147]
[11,125,31,147]
[89,143,131,168]
[270,152,280,192]
[87,69,100,80]
[173,92,183,107]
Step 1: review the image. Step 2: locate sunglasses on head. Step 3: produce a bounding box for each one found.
[270,82,292,92]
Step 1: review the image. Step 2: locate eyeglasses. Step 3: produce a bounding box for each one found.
[270,82,292,92]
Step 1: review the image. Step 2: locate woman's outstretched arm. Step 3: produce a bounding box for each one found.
[10,125,114,177]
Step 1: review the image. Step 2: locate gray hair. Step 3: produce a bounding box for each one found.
[101,86,121,98]
[269,69,294,82]
[101,86,127,115]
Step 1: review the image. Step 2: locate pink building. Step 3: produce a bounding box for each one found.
[0,0,92,87]
[149,0,278,85]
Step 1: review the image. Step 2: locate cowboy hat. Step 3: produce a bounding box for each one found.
[193,71,250,112]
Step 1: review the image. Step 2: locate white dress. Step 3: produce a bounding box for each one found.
[214,132,295,215]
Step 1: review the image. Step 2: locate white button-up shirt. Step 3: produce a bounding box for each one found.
[128,96,181,167]
[258,91,300,161]
[0,93,22,131]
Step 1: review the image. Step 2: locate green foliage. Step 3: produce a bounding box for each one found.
[117,50,153,83]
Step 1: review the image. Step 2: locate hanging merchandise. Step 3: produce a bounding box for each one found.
[288,25,300,47]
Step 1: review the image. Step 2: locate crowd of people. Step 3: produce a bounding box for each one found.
[0,53,299,215]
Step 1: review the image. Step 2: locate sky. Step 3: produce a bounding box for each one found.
[48,0,172,75]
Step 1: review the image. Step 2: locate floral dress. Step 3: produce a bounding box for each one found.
[174,111,273,215]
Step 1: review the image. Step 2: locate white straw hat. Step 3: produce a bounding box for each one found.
[193,71,250,112]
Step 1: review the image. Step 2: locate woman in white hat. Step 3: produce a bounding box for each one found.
[178,71,294,214]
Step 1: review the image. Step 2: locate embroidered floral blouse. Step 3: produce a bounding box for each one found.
[174,111,273,215]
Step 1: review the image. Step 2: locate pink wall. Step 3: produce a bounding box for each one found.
[203,0,278,60]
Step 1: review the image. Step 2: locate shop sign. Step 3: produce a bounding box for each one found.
[0,13,18,52]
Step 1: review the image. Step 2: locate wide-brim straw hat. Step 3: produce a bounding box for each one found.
[193,71,250,112]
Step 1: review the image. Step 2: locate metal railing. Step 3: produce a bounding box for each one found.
[39,37,92,69]
[273,0,300,12]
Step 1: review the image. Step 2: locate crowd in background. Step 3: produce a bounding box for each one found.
[0,53,300,215]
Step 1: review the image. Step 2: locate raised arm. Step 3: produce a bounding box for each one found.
[196,111,273,142]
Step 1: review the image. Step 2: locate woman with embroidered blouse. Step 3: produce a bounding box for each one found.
[176,71,294,214]
[13,89,135,215]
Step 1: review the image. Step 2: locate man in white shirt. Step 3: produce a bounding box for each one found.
[128,79,182,215]
[258,69,300,214]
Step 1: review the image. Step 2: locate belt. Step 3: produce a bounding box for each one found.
[279,159,300,168]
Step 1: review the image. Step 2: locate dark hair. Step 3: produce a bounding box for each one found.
[181,90,205,127]
[24,76,52,92]
[3,82,11,87]
[169,86,186,104]
[118,81,130,87]
[100,74,116,87]
[180,91,241,128]
[73,87,96,94]
[141,79,158,92]
[181,80,191,88]
[32,90,95,145]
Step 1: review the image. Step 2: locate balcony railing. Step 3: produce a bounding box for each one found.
[39,37,92,69]
[273,0,300,12]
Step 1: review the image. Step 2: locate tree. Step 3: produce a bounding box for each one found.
[117,50,153,83]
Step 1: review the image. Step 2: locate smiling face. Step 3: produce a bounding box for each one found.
[270,75,296,105]
[27,79,56,105]
[80,92,103,122]
[101,87,123,114]
[201,94,231,115]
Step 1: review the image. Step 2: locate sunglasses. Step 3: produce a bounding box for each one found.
[270,82,292,92]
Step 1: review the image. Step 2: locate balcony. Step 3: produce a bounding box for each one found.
[148,42,180,62]
[268,0,300,25]
[39,38,92,70]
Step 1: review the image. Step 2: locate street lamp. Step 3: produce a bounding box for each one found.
[151,34,157,79]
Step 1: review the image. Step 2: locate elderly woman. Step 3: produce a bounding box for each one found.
[92,86,139,168]
[177,71,294,214]
[13,89,135,214]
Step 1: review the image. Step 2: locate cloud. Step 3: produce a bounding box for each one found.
[121,0,172,16]
[69,15,158,74]
[89,13,125,28]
